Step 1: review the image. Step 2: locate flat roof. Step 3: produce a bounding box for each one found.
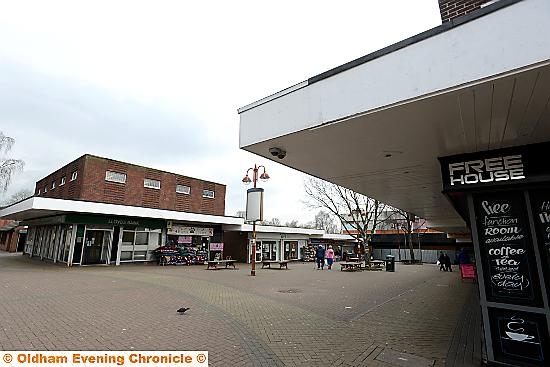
[0,197,243,225]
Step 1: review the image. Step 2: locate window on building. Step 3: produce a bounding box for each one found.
[105,170,127,184]
[70,171,78,181]
[144,178,161,189]
[202,189,215,199]
[120,227,162,262]
[44,186,47,193]
[37,189,41,195]
[176,184,191,194]
[51,181,56,189]
[60,177,66,186]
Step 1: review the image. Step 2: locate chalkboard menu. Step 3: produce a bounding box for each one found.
[529,188,550,301]
[474,191,542,307]
[488,307,549,366]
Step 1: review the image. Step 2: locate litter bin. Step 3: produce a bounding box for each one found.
[385,255,395,272]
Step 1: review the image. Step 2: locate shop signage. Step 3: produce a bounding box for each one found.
[209,243,223,251]
[64,214,165,229]
[178,236,192,244]
[439,141,550,191]
[167,224,213,236]
[473,191,542,307]
[488,307,550,366]
[529,188,550,301]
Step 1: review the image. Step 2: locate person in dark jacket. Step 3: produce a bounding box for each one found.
[316,245,326,270]
[438,251,445,271]
[458,249,470,265]
[443,253,452,272]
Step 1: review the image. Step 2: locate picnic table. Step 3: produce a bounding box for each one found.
[261,260,290,269]
[206,259,237,270]
[340,261,364,271]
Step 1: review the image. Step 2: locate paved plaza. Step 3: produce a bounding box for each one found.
[0,253,480,366]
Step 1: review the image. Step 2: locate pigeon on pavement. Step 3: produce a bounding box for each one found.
[177,307,190,314]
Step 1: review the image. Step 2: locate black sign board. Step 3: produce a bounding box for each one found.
[529,188,550,301]
[488,307,549,366]
[474,191,542,307]
[439,141,550,192]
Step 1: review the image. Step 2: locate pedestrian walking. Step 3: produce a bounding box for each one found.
[458,248,470,265]
[438,251,445,271]
[443,253,453,272]
[316,245,326,270]
[326,245,335,270]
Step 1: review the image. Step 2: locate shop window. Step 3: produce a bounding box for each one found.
[176,184,190,194]
[144,178,160,189]
[120,228,161,262]
[70,171,78,181]
[202,189,215,199]
[60,177,66,186]
[120,251,133,261]
[105,171,127,184]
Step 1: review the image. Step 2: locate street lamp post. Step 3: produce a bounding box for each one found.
[242,164,269,276]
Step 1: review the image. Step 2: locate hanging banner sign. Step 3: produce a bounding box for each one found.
[167,224,213,236]
[177,236,192,244]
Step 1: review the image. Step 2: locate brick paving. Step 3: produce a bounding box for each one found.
[0,253,478,366]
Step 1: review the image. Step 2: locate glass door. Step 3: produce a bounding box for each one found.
[261,241,277,260]
[82,229,112,265]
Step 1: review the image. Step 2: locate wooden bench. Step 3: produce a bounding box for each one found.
[206,260,237,270]
[340,261,363,271]
[261,260,290,269]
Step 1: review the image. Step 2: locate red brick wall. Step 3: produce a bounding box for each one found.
[438,0,491,22]
[35,156,85,200]
[36,155,226,216]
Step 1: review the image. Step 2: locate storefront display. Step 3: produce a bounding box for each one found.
[166,223,212,263]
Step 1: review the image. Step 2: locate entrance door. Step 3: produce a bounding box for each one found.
[82,230,111,265]
[261,241,277,261]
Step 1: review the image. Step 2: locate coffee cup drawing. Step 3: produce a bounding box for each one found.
[505,331,534,341]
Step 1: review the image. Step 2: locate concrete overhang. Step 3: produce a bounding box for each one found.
[223,224,324,236]
[0,197,245,226]
[238,0,550,233]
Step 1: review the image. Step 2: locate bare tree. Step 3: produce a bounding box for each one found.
[314,210,339,234]
[304,177,394,261]
[262,217,281,226]
[285,219,299,228]
[392,209,425,263]
[1,132,25,193]
[2,188,33,206]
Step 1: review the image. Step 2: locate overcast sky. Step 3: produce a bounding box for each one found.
[0,0,441,224]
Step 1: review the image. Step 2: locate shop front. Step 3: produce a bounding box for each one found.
[440,142,550,366]
[247,233,309,263]
[166,222,223,261]
[23,214,165,266]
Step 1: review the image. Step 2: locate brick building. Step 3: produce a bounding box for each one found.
[34,154,226,216]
